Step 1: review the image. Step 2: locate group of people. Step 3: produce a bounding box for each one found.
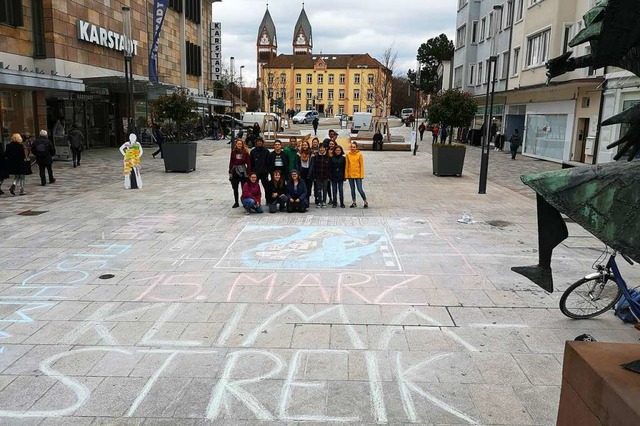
[229,130,369,214]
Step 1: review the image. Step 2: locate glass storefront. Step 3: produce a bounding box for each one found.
[0,90,37,146]
[524,114,567,161]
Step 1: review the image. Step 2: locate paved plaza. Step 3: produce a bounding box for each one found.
[0,124,638,425]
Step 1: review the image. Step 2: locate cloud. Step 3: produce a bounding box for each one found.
[211,0,456,86]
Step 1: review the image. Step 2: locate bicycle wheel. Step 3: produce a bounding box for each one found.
[560,275,622,319]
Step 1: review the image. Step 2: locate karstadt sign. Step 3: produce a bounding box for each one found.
[77,19,139,56]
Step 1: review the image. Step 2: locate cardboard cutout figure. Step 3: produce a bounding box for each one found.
[119,133,143,189]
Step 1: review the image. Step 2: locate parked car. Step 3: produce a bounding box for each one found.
[400,108,414,122]
[292,110,319,124]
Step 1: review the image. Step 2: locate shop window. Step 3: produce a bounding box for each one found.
[524,114,567,160]
[168,0,183,13]
[31,0,45,57]
[186,41,201,76]
[0,0,24,27]
[185,0,201,24]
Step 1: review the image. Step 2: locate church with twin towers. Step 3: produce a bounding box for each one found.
[256,5,391,117]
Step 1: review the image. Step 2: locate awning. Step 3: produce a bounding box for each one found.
[0,68,85,92]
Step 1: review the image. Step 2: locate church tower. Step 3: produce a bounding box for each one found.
[292,5,312,55]
[256,7,277,92]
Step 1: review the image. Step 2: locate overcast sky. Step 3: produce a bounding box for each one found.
[212,0,456,87]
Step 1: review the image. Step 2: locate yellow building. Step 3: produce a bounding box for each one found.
[256,6,391,117]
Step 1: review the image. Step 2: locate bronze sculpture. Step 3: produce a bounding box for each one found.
[512,0,640,292]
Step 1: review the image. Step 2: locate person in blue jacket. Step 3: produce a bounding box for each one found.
[286,169,308,213]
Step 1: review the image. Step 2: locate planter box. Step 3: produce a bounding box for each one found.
[432,144,466,176]
[163,142,197,173]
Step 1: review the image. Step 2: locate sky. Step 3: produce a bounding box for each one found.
[211,0,456,87]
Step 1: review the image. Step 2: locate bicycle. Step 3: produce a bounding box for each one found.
[559,248,640,328]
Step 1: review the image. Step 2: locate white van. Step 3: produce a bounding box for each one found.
[242,112,279,128]
[351,112,373,133]
[400,108,414,122]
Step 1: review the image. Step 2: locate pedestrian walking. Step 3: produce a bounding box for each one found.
[268,139,289,179]
[241,172,264,214]
[432,124,439,143]
[151,124,165,159]
[0,141,9,196]
[228,138,251,208]
[312,116,319,136]
[509,129,521,160]
[286,169,308,213]
[5,133,32,196]
[345,142,368,208]
[31,130,56,186]
[329,145,346,208]
[267,169,288,213]
[418,122,426,141]
[311,144,330,207]
[68,125,84,166]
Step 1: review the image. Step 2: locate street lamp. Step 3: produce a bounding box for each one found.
[414,61,421,156]
[230,57,235,117]
[122,6,134,135]
[478,4,503,194]
[239,65,244,107]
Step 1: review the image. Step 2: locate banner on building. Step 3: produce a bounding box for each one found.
[210,22,222,82]
[149,0,169,83]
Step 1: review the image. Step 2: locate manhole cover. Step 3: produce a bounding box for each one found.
[98,274,115,280]
[486,220,512,228]
[17,210,48,216]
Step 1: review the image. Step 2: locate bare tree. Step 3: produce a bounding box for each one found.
[367,46,397,117]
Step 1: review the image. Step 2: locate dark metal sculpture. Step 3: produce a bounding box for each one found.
[512,0,640,291]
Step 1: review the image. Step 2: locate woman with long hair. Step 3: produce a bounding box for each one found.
[267,169,288,213]
[241,172,264,214]
[5,133,32,196]
[286,169,308,213]
[329,145,346,208]
[228,138,251,208]
[296,140,314,202]
[326,139,337,203]
[345,142,368,208]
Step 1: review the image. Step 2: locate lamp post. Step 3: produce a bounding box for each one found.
[122,6,134,135]
[414,61,421,156]
[478,4,502,194]
[239,65,244,107]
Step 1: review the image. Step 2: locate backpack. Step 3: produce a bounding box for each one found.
[34,140,47,153]
[614,288,640,323]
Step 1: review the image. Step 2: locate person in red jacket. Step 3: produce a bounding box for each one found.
[241,172,264,213]
[229,138,251,208]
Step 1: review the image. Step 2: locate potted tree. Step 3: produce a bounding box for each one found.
[152,88,199,173]
[427,89,477,176]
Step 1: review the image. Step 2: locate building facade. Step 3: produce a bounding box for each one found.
[256,6,391,117]
[454,0,605,164]
[0,0,225,148]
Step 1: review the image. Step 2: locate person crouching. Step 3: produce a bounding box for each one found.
[241,172,264,214]
[286,169,308,213]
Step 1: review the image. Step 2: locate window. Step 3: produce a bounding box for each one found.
[562,24,573,54]
[454,65,463,88]
[456,24,466,48]
[0,0,23,26]
[338,105,344,115]
[353,89,360,100]
[267,88,274,99]
[296,73,302,84]
[295,89,301,100]
[471,21,479,43]
[185,41,202,76]
[328,89,334,100]
[306,89,312,99]
[458,0,468,9]
[168,0,183,13]
[485,59,491,83]
[306,74,312,84]
[516,0,524,21]
[339,89,345,100]
[353,105,359,113]
[496,7,503,32]
[354,74,360,84]
[280,73,286,83]
[32,0,45,57]
[480,18,486,41]
[505,0,514,27]
[501,51,510,79]
[185,0,201,24]
[317,74,323,84]
[487,12,493,38]
[366,105,373,113]
[477,62,483,85]
[526,29,550,68]
[280,90,286,100]
[367,89,373,101]
[268,73,274,84]
[512,47,520,75]
[295,104,301,111]
[368,74,374,84]
[529,0,541,5]
[317,89,323,99]
[328,74,335,84]
[339,74,345,84]
[469,64,476,85]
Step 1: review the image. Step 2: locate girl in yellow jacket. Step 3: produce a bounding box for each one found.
[345,142,369,208]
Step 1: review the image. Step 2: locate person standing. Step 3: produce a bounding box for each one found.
[151,124,165,159]
[310,144,330,207]
[268,139,289,179]
[252,122,261,139]
[228,138,251,208]
[432,124,439,143]
[418,122,426,141]
[5,133,32,196]
[509,129,521,160]
[32,130,56,186]
[250,137,270,196]
[296,140,314,199]
[68,125,84,166]
[312,116,319,136]
[345,142,368,208]
[241,172,264,214]
[211,116,219,140]
[329,145,346,208]
[283,137,298,176]
[0,141,9,196]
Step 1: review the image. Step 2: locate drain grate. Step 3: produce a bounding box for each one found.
[98,274,115,280]
[17,210,48,216]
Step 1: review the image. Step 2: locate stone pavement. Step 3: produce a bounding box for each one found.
[0,127,638,425]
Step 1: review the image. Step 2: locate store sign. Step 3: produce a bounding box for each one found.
[210,22,222,81]
[77,19,139,56]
